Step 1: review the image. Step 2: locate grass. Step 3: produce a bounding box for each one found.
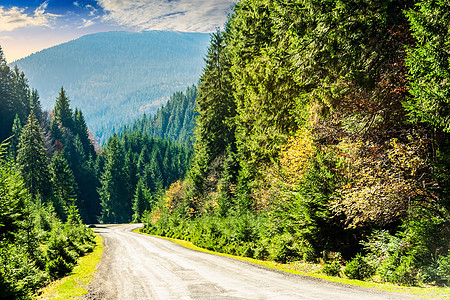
[35,234,104,300]
[137,228,450,299]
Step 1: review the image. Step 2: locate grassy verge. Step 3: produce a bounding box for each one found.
[137,229,450,299]
[35,233,104,300]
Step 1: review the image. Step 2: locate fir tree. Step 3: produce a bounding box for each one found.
[50,152,78,219]
[132,179,149,222]
[9,114,22,157]
[98,134,128,223]
[53,87,74,130]
[16,111,51,199]
[405,0,450,132]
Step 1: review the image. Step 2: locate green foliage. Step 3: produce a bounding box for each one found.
[343,253,375,280]
[99,131,193,223]
[132,179,153,222]
[0,142,95,298]
[53,87,74,130]
[50,152,78,220]
[16,111,51,199]
[323,261,343,277]
[405,0,450,131]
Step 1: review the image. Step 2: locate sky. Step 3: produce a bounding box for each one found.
[0,0,235,63]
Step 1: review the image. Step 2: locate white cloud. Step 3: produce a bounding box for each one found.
[78,15,101,28]
[86,5,98,16]
[96,0,235,32]
[0,1,60,32]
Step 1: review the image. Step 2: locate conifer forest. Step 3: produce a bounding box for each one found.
[1,0,450,297]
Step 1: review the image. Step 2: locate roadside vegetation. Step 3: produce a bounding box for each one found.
[36,234,103,300]
[143,0,450,288]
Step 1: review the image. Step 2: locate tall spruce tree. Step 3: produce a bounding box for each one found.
[405,0,450,132]
[190,30,236,196]
[50,151,78,219]
[16,111,51,199]
[53,87,74,130]
[98,134,128,223]
[132,179,150,222]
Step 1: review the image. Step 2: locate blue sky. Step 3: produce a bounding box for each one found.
[0,0,235,62]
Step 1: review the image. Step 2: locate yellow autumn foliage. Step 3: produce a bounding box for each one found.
[253,127,315,210]
[279,127,314,185]
[331,133,433,228]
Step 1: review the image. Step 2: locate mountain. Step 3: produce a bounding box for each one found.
[11,31,210,139]
[119,85,197,147]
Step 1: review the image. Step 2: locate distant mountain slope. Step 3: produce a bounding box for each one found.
[12,31,210,137]
[119,85,197,146]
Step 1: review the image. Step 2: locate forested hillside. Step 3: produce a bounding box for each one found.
[144,0,450,286]
[0,46,194,297]
[120,85,198,147]
[11,31,210,140]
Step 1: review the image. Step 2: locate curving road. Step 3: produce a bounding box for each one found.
[85,224,414,300]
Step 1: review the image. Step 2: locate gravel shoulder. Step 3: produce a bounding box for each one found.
[85,224,416,300]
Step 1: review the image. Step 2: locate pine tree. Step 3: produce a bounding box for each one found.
[11,66,31,123]
[73,109,94,156]
[98,134,128,223]
[50,152,78,219]
[405,0,450,132]
[132,179,149,222]
[0,46,12,141]
[16,111,51,199]
[9,114,22,157]
[53,87,74,130]
[190,30,236,196]
[29,89,44,125]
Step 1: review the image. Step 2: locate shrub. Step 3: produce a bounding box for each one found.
[343,254,375,280]
[391,255,419,285]
[323,260,342,277]
[423,254,450,286]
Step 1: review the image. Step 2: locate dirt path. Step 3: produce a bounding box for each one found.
[85,224,414,300]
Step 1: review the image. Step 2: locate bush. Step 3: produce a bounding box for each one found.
[343,254,375,280]
[323,260,342,277]
[45,230,79,278]
[388,255,419,285]
[423,254,450,286]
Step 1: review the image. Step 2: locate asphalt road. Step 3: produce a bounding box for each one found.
[85,224,415,300]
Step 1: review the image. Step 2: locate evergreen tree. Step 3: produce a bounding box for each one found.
[16,111,51,199]
[53,87,74,130]
[98,134,128,223]
[405,0,450,132]
[9,114,22,157]
[132,179,150,222]
[0,46,12,141]
[29,89,44,125]
[73,108,94,156]
[11,66,31,123]
[50,152,78,219]
[190,30,236,196]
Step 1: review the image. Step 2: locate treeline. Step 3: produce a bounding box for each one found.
[99,131,193,223]
[0,46,194,297]
[120,85,197,147]
[144,0,450,286]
